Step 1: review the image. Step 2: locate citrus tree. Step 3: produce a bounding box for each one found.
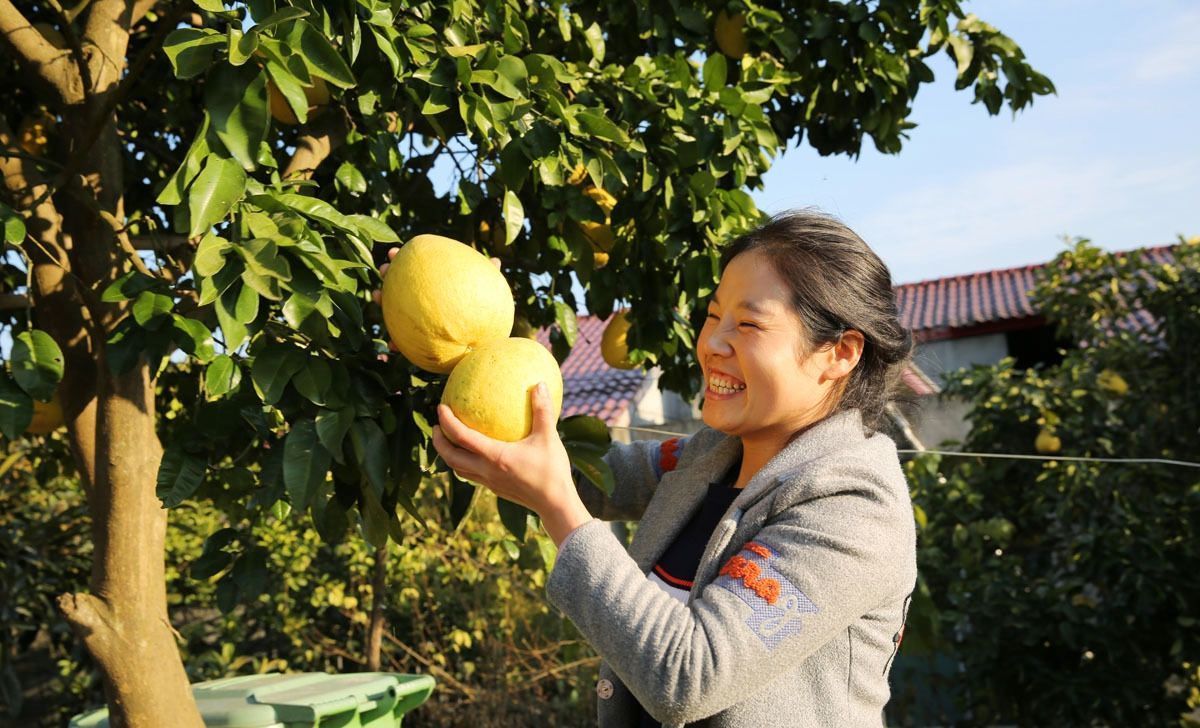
[904,238,1200,725]
[0,0,1051,723]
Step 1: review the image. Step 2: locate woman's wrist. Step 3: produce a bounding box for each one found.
[540,487,594,547]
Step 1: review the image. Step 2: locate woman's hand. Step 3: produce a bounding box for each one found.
[432,382,593,546]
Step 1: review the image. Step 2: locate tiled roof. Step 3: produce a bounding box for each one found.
[536,315,647,423]
[894,245,1176,336]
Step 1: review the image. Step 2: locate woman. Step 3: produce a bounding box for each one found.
[398,210,918,727]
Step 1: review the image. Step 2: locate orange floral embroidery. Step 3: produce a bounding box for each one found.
[745,543,771,559]
[718,555,781,605]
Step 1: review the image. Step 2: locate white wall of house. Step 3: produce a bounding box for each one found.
[915,334,1009,385]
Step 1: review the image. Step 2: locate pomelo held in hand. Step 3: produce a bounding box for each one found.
[381,234,515,374]
[442,338,563,442]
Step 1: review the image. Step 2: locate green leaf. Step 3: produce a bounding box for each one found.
[576,110,628,144]
[264,57,309,125]
[157,115,211,206]
[156,444,207,508]
[296,21,356,88]
[163,28,224,79]
[194,232,231,277]
[702,53,728,89]
[101,270,161,302]
[188,155,247,237]
[553,301,578,347]
[350,419,388,497]
[251,344,306,405]
[345,214,400,243]
[283,419,330,511]
[292,357,330,405]
[565,441,614,496]
[252,6,308,30]
[11,331,64,402]
[503,189,524,245]
[205,64,270,171]
[205,354,242,399]
[1,204,26,244]
[132,290,174,329]
[214,282,249,351]
[558,415,611,447]
[335,161,367,194]
[172,315,216,363]
[190,528,237,580]
[0,375,33,439]
[228,27,259,66]
[231,547,270,601]
[491,55,529,99]
[315,406,354,463]
[497,499,531,542]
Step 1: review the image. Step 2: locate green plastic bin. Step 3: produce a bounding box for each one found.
[68,672,435,728]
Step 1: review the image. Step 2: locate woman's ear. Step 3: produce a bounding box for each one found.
[821,329,865,382]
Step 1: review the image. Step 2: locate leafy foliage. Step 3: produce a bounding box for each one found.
[900,239,1200,726]
[2,443,599,726]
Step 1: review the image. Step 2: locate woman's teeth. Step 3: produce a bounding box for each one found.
[708,376,746,395]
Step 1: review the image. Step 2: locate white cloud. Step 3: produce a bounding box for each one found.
[1128,8,1200,83]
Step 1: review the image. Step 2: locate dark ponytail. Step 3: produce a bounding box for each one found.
[720,209,913,433]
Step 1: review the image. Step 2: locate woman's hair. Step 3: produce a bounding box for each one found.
[719,209,913,433]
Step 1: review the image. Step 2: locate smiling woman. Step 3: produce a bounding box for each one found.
[427,209,918,728]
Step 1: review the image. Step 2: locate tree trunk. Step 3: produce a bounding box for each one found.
[366,544,388,671]
[49,110,204,726]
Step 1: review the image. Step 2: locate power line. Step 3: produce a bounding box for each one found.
[606,425,1200,470]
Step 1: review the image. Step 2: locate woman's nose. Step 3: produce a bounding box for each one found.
[705,321,735,356]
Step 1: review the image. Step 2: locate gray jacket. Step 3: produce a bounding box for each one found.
[546,409,918,727]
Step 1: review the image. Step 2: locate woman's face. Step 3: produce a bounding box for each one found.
[696,249,844,442]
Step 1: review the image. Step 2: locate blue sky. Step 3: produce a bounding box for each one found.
[754,0,1200,284]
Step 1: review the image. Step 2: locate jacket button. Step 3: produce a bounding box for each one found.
[596,678,614,700]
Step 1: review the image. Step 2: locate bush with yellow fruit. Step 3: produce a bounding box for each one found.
[1096,369,1128,397]
[379,234,563,441]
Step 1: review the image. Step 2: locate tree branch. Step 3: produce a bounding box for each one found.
[283,110,349,180]
[25,1,186,212]
[48,0,95,104]
[0,0,82,104]
[131,0,159,26]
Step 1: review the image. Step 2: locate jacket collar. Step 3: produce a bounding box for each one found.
[626,409,867,572]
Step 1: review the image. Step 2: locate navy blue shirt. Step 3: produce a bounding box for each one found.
[635,461,741,728]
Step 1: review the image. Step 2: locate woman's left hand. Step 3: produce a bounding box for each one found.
[432,382,593,546]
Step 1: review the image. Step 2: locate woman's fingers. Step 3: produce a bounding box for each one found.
[437,404,503,459]
[432,425,489,475]
[529,382,558,438]
[388,247,399,260]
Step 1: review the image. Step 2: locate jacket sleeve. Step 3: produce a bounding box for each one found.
[546,465,916,725]
[574,436,689,521]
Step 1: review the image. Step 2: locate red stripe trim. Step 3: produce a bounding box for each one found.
[653,564,693,588]
[659,437,681,473]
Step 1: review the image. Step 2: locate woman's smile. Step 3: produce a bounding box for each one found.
[705,369,747,400]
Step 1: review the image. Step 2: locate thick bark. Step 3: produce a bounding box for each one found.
[1,3,204,725]
[366,544,388,671]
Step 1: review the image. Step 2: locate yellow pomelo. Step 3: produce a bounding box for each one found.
[578,185,617,252]
[1035,429,1061,455]
[567,161,589,186]
[601,311,636,370]
[268,76,331,126]
[27,393,65,435]
[442,337,564,442]
[1096,369,1128,396]
[381,234,515,373]
[714,11,749,58]
[592,248,610,269]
